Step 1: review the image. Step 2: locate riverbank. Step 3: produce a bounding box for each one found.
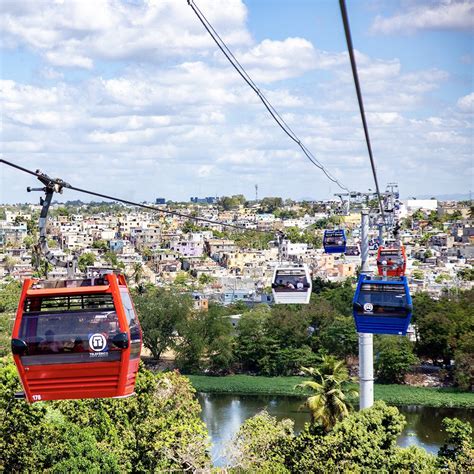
[188,374,474,409]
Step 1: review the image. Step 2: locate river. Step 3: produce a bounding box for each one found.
[197,393,474,467]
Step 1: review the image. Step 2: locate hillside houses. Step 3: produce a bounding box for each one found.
[0,197,472,300]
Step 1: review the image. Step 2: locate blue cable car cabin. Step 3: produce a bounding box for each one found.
[352,275,412,335]
[323,229,347,254]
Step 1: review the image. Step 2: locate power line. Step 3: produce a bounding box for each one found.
[339,0,386,222]
[187,0,350,193]
[0,158,270,234]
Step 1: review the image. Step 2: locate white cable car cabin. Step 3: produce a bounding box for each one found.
[272,265,312,304]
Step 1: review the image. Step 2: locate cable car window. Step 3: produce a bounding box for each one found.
[24,294,115,312]
[119,289,141,359]
[19,295,121,365]
[324,236,344,245]
[355,283,409,317]
[273,270,309,292]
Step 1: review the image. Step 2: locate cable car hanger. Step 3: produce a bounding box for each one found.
[27,171,77,277]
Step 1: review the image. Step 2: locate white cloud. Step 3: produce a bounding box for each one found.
[427,130,470,144]
[457,92,474,112]
[0,1,471,200]
[372,0,474,34]
[1,0,251,68]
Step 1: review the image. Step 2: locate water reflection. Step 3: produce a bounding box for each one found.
[397,405,473,454]
[197,393,474,467]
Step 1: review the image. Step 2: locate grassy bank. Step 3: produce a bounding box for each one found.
[188,374,474,409]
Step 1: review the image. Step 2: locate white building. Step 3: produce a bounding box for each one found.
[405,199,438,212]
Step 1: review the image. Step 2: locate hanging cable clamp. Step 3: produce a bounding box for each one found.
[27,171,70,195]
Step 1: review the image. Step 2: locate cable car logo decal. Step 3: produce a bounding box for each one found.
[89,333,108,352]
[363,303,373,312]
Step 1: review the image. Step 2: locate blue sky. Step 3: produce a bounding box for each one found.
[1,0,473,203]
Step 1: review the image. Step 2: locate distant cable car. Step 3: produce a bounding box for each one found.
[11,273,142,403]
[272,264,312,304]
[352,274,412,335]
[323,229,347,254]
[376,245,406,277]
[344,244,361,257]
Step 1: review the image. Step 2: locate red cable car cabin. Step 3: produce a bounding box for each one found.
[376,246,407,277]
[11,273,142,403]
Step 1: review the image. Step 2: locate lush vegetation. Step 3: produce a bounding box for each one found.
[0,360,210,472]
[413,289,473,389]
[296,357,358,430]
[226,401,473,472]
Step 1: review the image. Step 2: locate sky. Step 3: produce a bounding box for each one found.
[1,0,473,204]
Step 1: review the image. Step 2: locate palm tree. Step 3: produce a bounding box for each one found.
[131,262,144,286]
[297,356,357,431]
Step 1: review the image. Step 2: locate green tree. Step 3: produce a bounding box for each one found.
[92,239,108,252]
[375,336,419,384]
[235,305,317,376]
[22,235,35,249]
[198,273,215,286]
[228,411,293,472]
[259,197,283,213]
[454,333,474,390]
[457,267,474,281]
[0,280,21,313]
[133,287,192,359]
[219,195,245,210]
[56,368,210,472]
[390,446,437,473]
[182,220,203,233]
[130,262,144,286]
[437,418,474,472]
[0,361,51,472]
[77,252,95,272]
[0,280,22,356]
[297,357,357,431]
[174,271,190,287]
[3,255,17,273]
[0,360,210,473]
[412,269,424,280]
[40,422,121,473]
[283,401,406,472]
[319,316,358,360]
[176,304,234,374]
[235,305,275,374]
[412,209,425,220]
[415,289,473,365]
[103,251,125,271]
[435,273,451,283]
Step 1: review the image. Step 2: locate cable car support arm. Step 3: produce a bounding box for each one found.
[27,171,77,277]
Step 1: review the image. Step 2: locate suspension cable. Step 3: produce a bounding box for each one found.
[187,0,350,192]
[339,0,386,222]
[0,158,271,234]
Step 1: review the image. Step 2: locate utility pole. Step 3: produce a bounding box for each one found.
[255,184,258,202]
[359,207,374,409]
